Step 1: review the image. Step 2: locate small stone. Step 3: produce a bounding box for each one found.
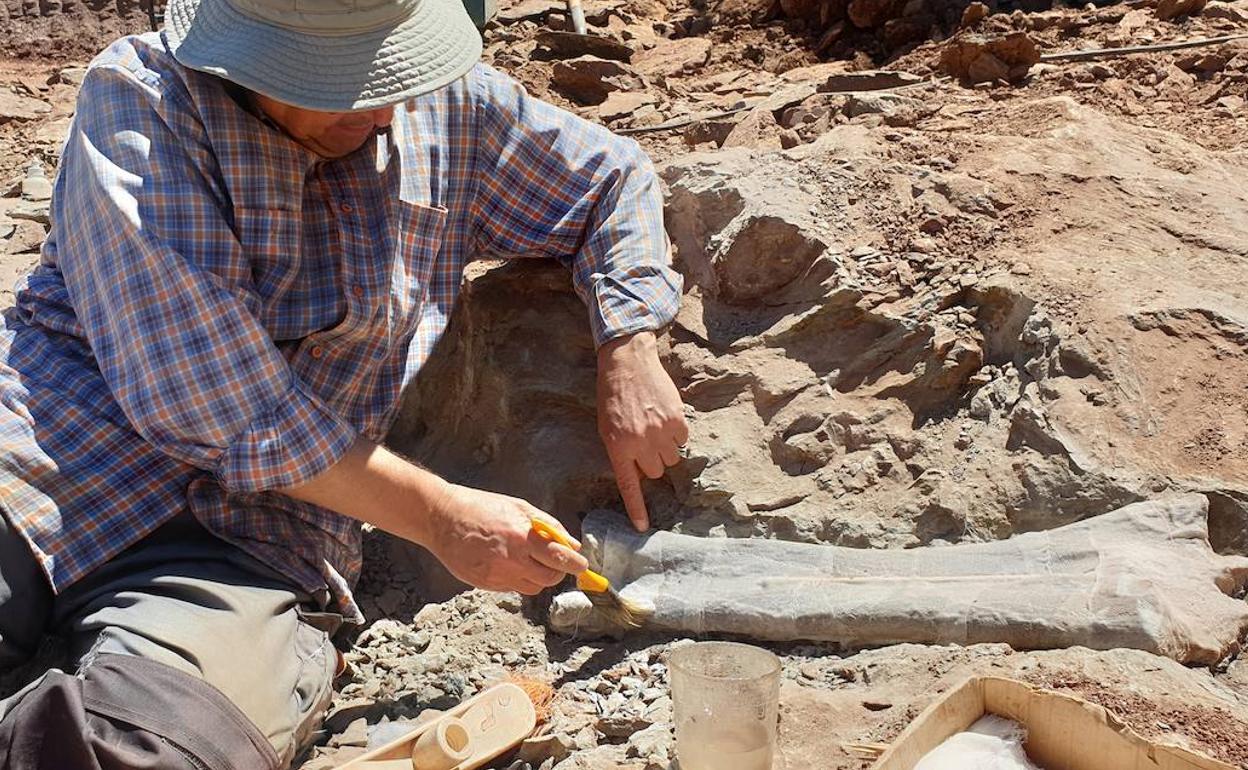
[863,700,893,711]
[721,105,783,151]
[551,56,643,105]
[572,724,600,750]
[598,712,653,738]
[969,390,993,421]
[844,92,925,119]
[598,90,657,122]
[517,733,575,764]
[1156,0,1206,19]
[3,220,45,256]
[619,676,645,692]
[632,37,712,78]
[961,1,989,27]
[680,114,734,147]
[829,664,857,681]
[625,723,673,759]
[940,32,1040,84]
[644,695,673,720]
[592,678,615,694]
[0,91,52,125]
[816,70,923,93]
[534,30,635,62]
[1205,0,1248,20]
[417,683,447,703]
[604,691,628,713]
[1176,52,1230,74]
[329,717,370,748]
[322,698,379,734]
[910,236,938,253]
[55,66,88,87]
[779,127,802,149]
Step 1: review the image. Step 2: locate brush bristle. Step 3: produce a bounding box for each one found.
[504,674,556,725]
[585,586,652,629]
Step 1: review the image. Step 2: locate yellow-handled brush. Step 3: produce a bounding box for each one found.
[530,517,651,630]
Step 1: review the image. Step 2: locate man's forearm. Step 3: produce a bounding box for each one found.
[283,436,590,594]
[280,437,447,546]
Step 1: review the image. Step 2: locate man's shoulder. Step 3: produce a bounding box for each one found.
[78,31,223,146]
[86,31,188,94]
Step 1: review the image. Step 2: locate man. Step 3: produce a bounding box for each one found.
[0,0,687,764]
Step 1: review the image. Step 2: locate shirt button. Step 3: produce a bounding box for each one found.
[352,285,365,298]
[340,202,353,214]
[309,345,325,359]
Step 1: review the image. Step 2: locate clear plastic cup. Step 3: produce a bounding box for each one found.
[669,641,782,770]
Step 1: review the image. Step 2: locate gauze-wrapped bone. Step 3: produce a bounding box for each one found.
[549,495,1248,664]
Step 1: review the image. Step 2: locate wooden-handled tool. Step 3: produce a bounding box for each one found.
[565,0,587,35]
[337,683,536,770]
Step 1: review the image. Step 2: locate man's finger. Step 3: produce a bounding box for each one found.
[524,559,566,587]
[672,415,690,446]
[659,442,680,467]
[515,579,545,596]
[610,453,649,532]
[636,451,664,480]
[529,532,589,575]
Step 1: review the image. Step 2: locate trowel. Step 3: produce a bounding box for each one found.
[532,0,635,63]
[336,683,537,770]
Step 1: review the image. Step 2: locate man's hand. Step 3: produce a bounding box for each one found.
[423,484,589,595]
[597,331,688,532]
[282,439,587,596]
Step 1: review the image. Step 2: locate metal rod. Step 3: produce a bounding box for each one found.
[1040,33,1248,62]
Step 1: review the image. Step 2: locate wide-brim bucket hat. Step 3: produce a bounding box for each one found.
[164,0,483,111]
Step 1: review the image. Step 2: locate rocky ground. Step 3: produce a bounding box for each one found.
[2,0,1248,767]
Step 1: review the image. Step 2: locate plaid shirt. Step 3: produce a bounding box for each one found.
[0,32,680,622]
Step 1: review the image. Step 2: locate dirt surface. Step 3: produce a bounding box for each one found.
[0,0,150,60]
[1025,671,1248,767]
[2,0,1247,768]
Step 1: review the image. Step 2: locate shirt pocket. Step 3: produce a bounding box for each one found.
[389,199,448,339]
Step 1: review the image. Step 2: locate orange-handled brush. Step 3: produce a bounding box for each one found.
[531,517,651,629]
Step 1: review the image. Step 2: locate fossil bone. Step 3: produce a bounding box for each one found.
[549,495,1248,664]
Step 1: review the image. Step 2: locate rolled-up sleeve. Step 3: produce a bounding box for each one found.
[468,66,683,347]
[55,64,356,493]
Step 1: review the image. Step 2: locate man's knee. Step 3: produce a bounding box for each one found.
[0,653,280,770]
[52,530,340,766]
[75,613,338,766]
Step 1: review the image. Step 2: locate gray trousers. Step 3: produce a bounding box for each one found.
[0,510,341,769]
